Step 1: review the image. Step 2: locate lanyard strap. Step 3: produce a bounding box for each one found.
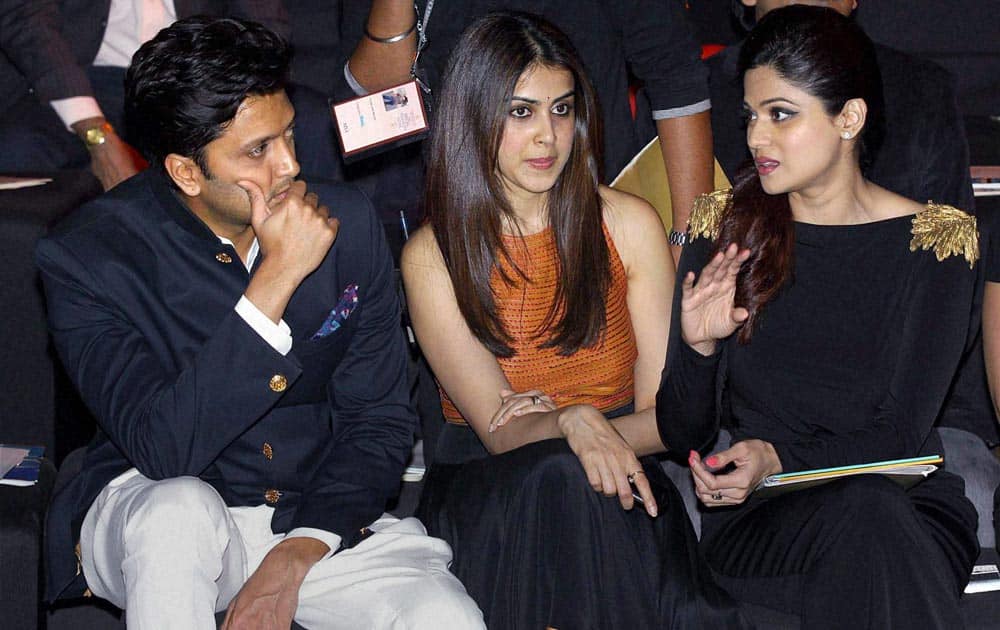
[411,0,435,94]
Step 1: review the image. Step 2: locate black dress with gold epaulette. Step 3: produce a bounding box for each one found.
[657,189,981,627]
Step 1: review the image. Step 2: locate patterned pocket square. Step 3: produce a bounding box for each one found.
[311,283,359,339]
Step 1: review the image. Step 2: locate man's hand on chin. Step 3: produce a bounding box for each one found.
[221,537,329,630]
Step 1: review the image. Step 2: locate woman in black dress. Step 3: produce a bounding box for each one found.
[404,11,748,630]
[657,6,980,628]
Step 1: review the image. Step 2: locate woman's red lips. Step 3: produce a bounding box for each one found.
[527,157,556,169]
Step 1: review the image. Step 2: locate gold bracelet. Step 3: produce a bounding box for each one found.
[364,20,417,44]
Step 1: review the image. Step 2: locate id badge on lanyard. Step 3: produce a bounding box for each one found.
[328,1,435,163]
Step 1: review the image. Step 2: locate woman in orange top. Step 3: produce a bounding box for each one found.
[402,12,747,629]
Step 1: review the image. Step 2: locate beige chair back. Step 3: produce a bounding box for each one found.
[610,138,731,232]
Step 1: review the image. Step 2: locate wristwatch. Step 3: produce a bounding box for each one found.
[668,229,689,246]
[82,122,114,147]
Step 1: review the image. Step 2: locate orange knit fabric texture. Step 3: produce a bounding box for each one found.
[441,225,637,424]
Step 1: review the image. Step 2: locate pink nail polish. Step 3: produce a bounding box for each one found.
[705,456,719,468]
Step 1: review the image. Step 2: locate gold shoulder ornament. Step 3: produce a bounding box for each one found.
[909,203,978,268]
[688,188,732,242]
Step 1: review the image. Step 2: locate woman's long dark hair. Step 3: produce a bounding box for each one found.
[424,12,607,357]
[724,5,885,342]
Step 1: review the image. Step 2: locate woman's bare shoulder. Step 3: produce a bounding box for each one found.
[600,186,664,241]
[598,185,669,249]
[401,224,445,270]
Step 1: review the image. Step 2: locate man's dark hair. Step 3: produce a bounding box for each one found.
[124,16,291,174]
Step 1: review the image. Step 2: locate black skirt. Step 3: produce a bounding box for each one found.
[417,421,750,629]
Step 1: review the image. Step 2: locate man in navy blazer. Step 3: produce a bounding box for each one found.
[36,16,482,629]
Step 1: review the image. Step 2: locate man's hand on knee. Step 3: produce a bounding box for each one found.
[221,537,329,629]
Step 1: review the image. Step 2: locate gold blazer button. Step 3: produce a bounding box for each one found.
[215,252,233,263]
[269,374,287,392]
[264,489,282,504]
[262,442,273,460]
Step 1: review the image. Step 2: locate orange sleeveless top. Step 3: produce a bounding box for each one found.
[441,224,637,424]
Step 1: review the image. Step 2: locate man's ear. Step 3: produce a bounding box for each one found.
[837,97,868,140]
[164,153,203,197]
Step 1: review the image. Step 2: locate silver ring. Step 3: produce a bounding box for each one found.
[711,491,723,501]
[627,470,645,484]
[531,395,541,405]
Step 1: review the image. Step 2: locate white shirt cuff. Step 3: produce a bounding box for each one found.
[235,295,293,356]
[285,527,342,560]
[344,60,369,96]
[652,98,712,121]
[50,96,104,131]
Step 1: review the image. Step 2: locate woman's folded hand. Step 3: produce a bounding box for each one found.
[557,404,658,517]
[689,439,782,506]
[489,388,557,432]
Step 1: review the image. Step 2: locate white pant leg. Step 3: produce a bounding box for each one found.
[293,515,485,630]
[79,471,249,630]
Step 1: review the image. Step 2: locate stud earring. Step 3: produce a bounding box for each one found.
[841,131,852,139]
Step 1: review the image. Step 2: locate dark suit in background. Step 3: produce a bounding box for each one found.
[0,1,287,172]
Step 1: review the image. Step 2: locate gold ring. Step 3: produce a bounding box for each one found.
[711,491,723,501]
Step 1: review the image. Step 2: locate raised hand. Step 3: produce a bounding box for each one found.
[489,388,557,433]
[680,243,751,356]
[688,440,782,507]
[557,405,658,517]
[241,179,340,284]
[241,180,340,324]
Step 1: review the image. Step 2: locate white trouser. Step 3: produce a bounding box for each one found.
[79,470,485,630]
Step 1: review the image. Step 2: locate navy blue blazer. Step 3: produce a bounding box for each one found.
[36,169,415,601]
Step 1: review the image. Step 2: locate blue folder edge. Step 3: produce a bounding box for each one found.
[766,454,942,482]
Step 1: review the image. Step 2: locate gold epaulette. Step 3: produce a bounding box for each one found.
[688,188,732,242]
[909,203,979,268]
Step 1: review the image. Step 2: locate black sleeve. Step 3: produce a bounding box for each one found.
[617,0,710,115]
[770,252,979,471]
[0,0,93,101]
[331,0,369,101]
[656,235,722,454]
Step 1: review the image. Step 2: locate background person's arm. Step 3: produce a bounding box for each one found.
[346,0,418,93]
[618,0,714,262]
